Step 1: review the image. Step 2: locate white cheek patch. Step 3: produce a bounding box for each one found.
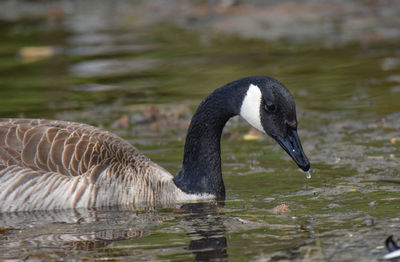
[239,84,265,133]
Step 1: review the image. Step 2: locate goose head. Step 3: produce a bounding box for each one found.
[239,77,310,172]
[176,75,310,197]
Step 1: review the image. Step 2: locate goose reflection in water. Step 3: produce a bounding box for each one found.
[181,202,228,261]
[0,208,147,257]
[0,202,227,260]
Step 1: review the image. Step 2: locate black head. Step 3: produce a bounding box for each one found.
[239,76,310,171]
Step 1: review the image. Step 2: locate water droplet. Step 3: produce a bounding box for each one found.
[306,171,311,179]
[292,149,296,152]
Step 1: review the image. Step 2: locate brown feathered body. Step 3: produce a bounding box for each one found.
[0,119,211,212]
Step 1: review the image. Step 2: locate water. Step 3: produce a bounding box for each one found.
[306,171,311,179]
[0,0,400,261]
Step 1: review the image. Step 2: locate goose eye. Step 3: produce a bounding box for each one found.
[264,101,276,112]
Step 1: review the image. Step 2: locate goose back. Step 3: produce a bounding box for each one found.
[0,119,184,212]
[0,119,146,175]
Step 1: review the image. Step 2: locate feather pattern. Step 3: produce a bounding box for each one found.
[0,119,212,212]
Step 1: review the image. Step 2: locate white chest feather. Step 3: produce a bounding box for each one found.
[239,84,264,133]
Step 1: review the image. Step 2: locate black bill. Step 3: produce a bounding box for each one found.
[273,128,310,172]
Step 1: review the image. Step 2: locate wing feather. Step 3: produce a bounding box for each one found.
[0,118,178,212]
[0,118,148,177]
[5,126,19,149]
[36,134,51,169]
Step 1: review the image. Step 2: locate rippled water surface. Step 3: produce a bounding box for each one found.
[1,1,400,261]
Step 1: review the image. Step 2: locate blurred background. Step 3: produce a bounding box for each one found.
[1,0,400,261]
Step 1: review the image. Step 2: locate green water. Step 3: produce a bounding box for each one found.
[1,1,400,261]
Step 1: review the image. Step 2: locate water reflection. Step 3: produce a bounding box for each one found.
[181,202,228,261]
[69,58,159,77]
[0,208,99,227]
[0,207,147,259]
[0,203,228,260]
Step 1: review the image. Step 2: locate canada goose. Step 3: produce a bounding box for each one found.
[385,235,400,259]
[0,76,310,212]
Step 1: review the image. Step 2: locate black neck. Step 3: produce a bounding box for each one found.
[173,81,249,199]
